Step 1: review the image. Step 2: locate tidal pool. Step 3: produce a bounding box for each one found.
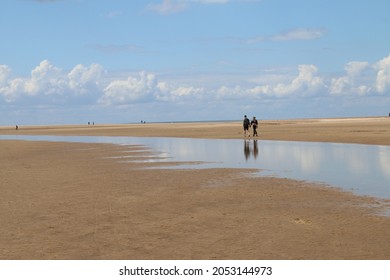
[1,135,390,200]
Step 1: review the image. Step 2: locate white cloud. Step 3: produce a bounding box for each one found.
[247,28,326,44]
[271,28,326,41]
[273,65,324,96]
[146,0,257,14]
[216,85,244,99]
[193,0,230,3]
[99,72,206,105]
[243,65,324,98]
[0,78,25,102]
[171,86,205,100]
[330,61,371,95]
[345,61,369,77]
[375,54,390,93]
[25,60,65,96]
[99,72,160,105]
[0,60,104,104]
[0,65,11,86]
[1,54,390,117]
[147,0,188,15]
[68,64,104,95]
[0,60,66,101]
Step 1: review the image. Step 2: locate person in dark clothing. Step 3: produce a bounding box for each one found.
[251,116,258,137]
[243,115,250,137]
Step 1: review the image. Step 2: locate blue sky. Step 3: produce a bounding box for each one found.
[1,0,390,125]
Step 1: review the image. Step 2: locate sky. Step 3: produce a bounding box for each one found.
[1,0,390,125]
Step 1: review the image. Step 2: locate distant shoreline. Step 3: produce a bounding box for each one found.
[1,116,389,146]
[1,115,388,128]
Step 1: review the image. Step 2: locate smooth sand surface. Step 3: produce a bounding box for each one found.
[1,117,390,259]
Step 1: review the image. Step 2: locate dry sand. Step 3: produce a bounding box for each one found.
[1,117,390,259]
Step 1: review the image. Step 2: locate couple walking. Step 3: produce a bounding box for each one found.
[243,115,258,137]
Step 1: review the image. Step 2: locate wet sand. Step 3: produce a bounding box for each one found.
[1,117,390,259]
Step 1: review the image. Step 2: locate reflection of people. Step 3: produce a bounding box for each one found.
[244,140,250,160]
[251,116,258,137]
[243,140,260,161]
[243,115,250,137]
[253,140,258,159]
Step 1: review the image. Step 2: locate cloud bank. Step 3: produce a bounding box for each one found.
[1,54,390,123]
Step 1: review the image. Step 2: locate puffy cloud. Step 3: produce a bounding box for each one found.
[99,72,160,105]
[216,85,244,99]
[345,61,370,77]
[216,65,325,99]
[0,60,104,104]
[0,65,11,86]
[0,78,25,102]
[272,65,324,96]
[156,82,206,101]
[330,61,371,95]
[0,60,69,100]
[1,54,390,112]
[243,65,324,98]
[171,86,205,100]
[99,72,206,105]
[375,54,390,93]
[24,60,65,96]
[68,64,104,95]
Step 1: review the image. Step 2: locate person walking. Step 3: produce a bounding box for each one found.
[251,116,258,137]
[243,115,250,137]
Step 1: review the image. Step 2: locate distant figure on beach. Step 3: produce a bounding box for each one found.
[243,115,250,137]
[15,125,18,130]
[251,116,258,137]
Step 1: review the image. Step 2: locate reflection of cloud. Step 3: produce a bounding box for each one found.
[332,145,370,175]
[378,146,390,179]
[291,145,323,173]
[259,143,324,174]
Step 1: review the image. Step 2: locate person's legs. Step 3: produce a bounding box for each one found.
[244,125,249,137]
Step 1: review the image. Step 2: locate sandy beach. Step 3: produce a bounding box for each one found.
[1,117,390,259]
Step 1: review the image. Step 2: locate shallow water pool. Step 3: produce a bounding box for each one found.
[1,135,390,200]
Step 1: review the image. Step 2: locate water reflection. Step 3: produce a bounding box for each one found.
[244,140,259,160]
[1,135,389,200]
